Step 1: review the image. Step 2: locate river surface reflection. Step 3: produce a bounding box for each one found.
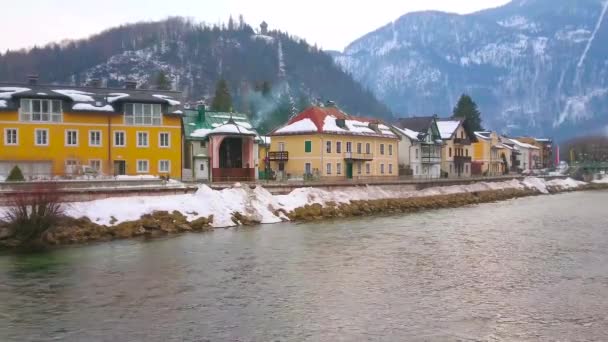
[1,191,608,341]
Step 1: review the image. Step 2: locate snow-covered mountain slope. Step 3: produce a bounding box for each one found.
[333,0,608,138]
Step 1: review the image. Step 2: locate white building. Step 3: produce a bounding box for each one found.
[392,117,443,179]
[507,138,541,172]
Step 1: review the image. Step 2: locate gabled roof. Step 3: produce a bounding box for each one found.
[508,138,541,150]
[394,116,435,133]
[271,106,396,138]
[0,82,182,113]
[474,131,492,140]
[184,109,259,140]
[436,118,464,140]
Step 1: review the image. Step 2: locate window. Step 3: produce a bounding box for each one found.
[137,160,149,173]
[337,162,342,175]
[89,160,101,172]
[415,148,419,159]
[388,144,393,156]
[357,163,362,175]
[346,142,352,153]
[35,129,48,146]
[137,132,149,147]
[326,141,332,153]
[159,160,170,173]
[326,163,332,175]
[199,163,205,171]
[124,103,162,126]
[65,130,78,146]
[4,128,17,145]
[450,164,453,173]
[278,142,285,151]
[366,143,371,154]
[449,147,452,157]
[415,165,419,175]
[466,149,469,157]
[305,163,312,175]
[389,164,393,174]
[304,140,312,153]
[357,143,362,154]
[89,130,101,147]
[199,141,206,148]
[366,163,371,174]
[380,144,385,155]
[381,164,385,174]
[465,164,469,173]
[20,99,62,122]
[159,132,170,148]
[336,141,342,154]
[114,131,126,147]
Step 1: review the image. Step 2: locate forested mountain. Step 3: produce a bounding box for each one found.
[333,0,608,139]
[0,17,391,133]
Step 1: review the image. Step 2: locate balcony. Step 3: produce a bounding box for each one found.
[454,156,472,164]
[344,152,374,161]
[453,138,471,145]
[421,156,442,164]
[268,151,289,161]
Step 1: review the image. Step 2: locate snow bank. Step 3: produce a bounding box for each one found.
[0,177,587,229]
[116,175,158,180]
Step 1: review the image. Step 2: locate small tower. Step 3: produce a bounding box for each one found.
[260,21,268,35]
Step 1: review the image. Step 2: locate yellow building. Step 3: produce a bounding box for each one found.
[472,131,510,176]
[0,79,183,179]
[268,105,399,181]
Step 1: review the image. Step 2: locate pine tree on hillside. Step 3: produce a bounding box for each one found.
[211,79,233,112]
[154,70,172,90]
[452,94,483,135]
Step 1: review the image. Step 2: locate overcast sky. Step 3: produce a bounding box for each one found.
[2,0,510,52]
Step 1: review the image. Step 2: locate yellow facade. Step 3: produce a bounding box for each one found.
[471,132,508,175]
[268,134,399,180]
[1,110,182,178]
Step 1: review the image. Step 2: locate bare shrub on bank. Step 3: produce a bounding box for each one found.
[4,183,64,245]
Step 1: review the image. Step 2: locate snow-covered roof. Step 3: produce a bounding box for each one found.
[437,120,461,140]
[392,125,421,141]
[107,93,129,103]
[258,136,272,145]
[72,103,115,112]
[474,131,492,140]
[0,87,30,99]
[0,100,6,108]
[153,94,181,106]
[272,106,396,138]
[509,138,540,150]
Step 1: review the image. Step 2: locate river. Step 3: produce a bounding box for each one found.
[1,191,608,341]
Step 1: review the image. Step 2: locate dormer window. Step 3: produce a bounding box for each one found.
[124,103,162,126]
[20,99,62,122]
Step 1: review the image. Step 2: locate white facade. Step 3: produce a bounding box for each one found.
[393,126,441,179]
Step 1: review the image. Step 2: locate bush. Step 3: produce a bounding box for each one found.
[3,183,64,246]
[6,165,25,182]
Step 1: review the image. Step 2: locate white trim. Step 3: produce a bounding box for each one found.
[326,162,332,175]
[158,132,170,148]
[65,129,79,147]
[336,140,343,154]
[34,128,49,146]
[4,128,18,146]
[158,159,171,173]
[124,103,163,126]
[113,130,126,147]
[325,139,332,154]
[0,121,181,129]
[89,130,102,147]
[89,159,102,172]
[336,162,342,175]
[136,131,149,148]
[136,159,149,173]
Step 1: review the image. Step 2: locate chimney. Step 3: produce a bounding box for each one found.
[27,74,39,85]
[325,100,336,107]
[125,80,137,89]
[197,104,206,124]
[89,78,102,88]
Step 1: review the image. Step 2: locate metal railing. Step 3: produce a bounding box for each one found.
[268,151,289,161]
[344,152,374,161]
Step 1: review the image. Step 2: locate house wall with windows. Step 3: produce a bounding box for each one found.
[0,84,182,179]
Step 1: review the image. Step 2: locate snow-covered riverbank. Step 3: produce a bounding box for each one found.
[61,177,586,228]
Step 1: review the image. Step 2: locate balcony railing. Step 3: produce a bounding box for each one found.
[453,138,471,145]
[268,151,289,161]
[454,156,472,164]
[421,156,442,163]
[344,152,374,161]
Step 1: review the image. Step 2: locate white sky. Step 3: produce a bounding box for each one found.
[2,0,511,52]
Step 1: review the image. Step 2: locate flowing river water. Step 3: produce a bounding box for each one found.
[1,191,608,341]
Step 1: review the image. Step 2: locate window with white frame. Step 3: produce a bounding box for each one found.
[35,129,48,146]
[381,163,385,174]
[89,130,102,147]
[366,143,371,154]
[366,162,371,174]
[137,160,149,173]
[388,144,393,156]
[4,128,18,145]
[305,163,312,175]
[326,163,332,175]
[389,164,393,174]
[326,141,332,153]
[137,132,149,147]
[380,144,385,155]
[159,132,170,148]
[114,131,126,147]
[415,148,419,159]
[159,160,170,173]
[336,141,342,154]
[357,143,362,154]
[124,103,162,126]
[20,99,62,122]
[89,160,101,172]
[337,162,342,175]
[65,130,78,146]
[278,142,285,151]
[346,142,352,153]
[357,163,362,175]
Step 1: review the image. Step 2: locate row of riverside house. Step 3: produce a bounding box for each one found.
[0,78,552,182]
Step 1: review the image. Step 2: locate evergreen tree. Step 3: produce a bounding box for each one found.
[296,95,310,113]
[154,70,172,90]
[6,165,25,182]
[211,78,233,112]
[452,94,483,135]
